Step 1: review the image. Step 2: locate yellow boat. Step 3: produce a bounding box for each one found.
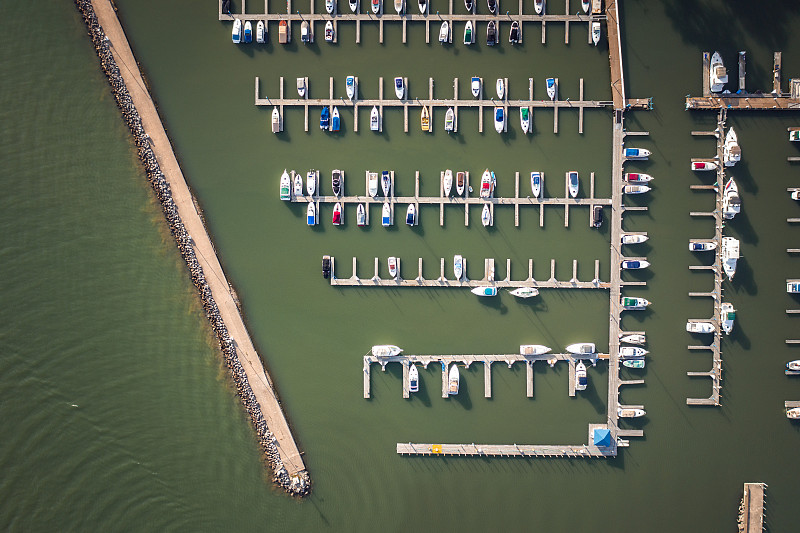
[420,106,430,132]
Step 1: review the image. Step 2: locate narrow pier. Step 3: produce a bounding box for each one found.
[737,482,767,533]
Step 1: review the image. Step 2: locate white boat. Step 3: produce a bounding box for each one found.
[324,20,334,42]
[575,361,588,391]
[445,107,455,132]
[709,51,728,93]
[293,173,304,197]
[256,20,266,43]
[686,321,715,333]
[443,169,453,196]
[623,184,651,195]
[471,286,498,296]
[271,106,281,133]
[789,281,800,293]
[619,346,648,358]
[306,170,317,196]
[792,190,800,201]
[306,202,316,225]
[454,255,464,280]
[721,236,740,281]
[456,171,465,196]
[691,161,717,171]
[520,107,530,133]
[372,345,403,357]
[388,257,399,279]
[787,407,800,419]
[370,106,380,131]
[381,202,391,226]
[566,343,595,355]
[722,178,741,220]
[568,171,579,198]
[619,333,646,345]
[332,202,342,225]
[723,127,741,167]
[368,172,379,197]
[520,344,551,355]
[624,173,653,183]
[621,259,650,270]
[481,203,491,226]
[487,0,497,14]
[232,18,242,43]
[545,77,557,100]
[480,169,495,198]
[464,20,474,45]
[405,203,416,225]
[786,360,800,372]
[582,0,589,13]
[394,77,405,100]
[418,0,427,13]
[496,78,505,100]
[720,302,735,335]
[372,0,381,13]
[280,169,291,200]
[381,171,391,197]
[408,364,419,393]
[326,0,336,13]
[297,77,306,98]
[346,75,356,100]
[534,0,544,15]
[618,408,646,418]
[395,0,404,13]
[494,107,505,133]
[509,287,539,298]
[621,296,649,309]
[350,0,359,12]
[439,21,449,43]
[486,20,497,46]
[591,21,600,46]
[300,20,310,43]
[689,240,717,252]
[448,364,460,395]
[356,203,366,226]
[471,77,481,98]
[530,172,542,198]
[624,148,651,158]
[621,233,648,245]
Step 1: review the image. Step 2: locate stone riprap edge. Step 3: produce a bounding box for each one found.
[74,0,310,496]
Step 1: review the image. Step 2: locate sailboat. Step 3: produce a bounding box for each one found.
[481,203,491,226]
[330,106,340,131]
[332,202,342,225]
[496,78,505,99]
[520,107,530,133]
[443,169,453,196]
[445,107,455,132]
[370,106,380,131]
[408,364,419,393]
[356,203,366,226]
[721,236,740,281]
[382,202,391,226]
[464,20,474,45]
[448,364,460,395]
[271,107,281,133]
[232,18,242,43]
[709,51,728,93]
[306,202,316,225]
[568,171,579,198]
[456,171,465,196]
[381,171,391,197]
[421,106,430,132]
[509,287,539,298]
[723,127,741,167]
[575,361,588,391]
[279,169,291,200]
[530,171,542,198]
[722,177,741,219]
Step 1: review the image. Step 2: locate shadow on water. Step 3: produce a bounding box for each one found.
[732,257,757,296]
[730,311,751,349]
[730,159,758,195]
[412,370,432,407]
[727,210,757,245]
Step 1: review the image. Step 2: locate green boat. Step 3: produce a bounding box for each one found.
[463,21,473,45]
[622,359,645,369]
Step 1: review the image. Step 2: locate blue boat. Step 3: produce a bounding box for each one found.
[330,107,340,132]
[306,203,316,225]
[243,21,253,43]
[624,147,651,159]
[381,202,391,226]
[320,106,330,130]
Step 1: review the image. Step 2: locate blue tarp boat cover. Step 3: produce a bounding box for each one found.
[593,428,612,447]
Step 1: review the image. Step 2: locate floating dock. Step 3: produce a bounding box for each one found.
[737,482,767,533]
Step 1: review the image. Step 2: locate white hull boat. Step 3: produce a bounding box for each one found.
[792,190,800,201]
[520,107,530,133]
[300,20,309,42]
[568,171,579,198]
[370,106,380,131]
[456,171,465,196]
[306,202,316,225]
[691,161,717,171]
[453,254,464,280]
[619,334,646,345]
[471,77,481,98]
[293,174,304,197]
[306,170,317,196]
[232,18,243,43]
[494,107,505,133]
[520,344,551,355]
[408,364,419,393]
[256,20,266,43]
[405,203,416,225]
[623,359,645,369]
[443,170,453,196]
[621,297,650,309]
[480,169,495,198]
[509,287,539,298]
[624,148,651,159]
[356,203,366,226]
[786,360,800,372]
[297,77,306,97]
[496,78,505,100]
[534,0,543,15]
[591,21,600,45]
[625,173,653,183]
[271,106,281,133]
[445,107,455,132]
[530,172,542,198]
[621,260,650,270]
[324,20,334,42]
[709,51,728,93]
[471,286,498,296]
[381,171,391,197]
[419,0,427,13]
[464,20,474,45]
[723,127,741,167]
[721,236,740,281]
[350,0,358,12]
[326,0,336,13]
[346,75,356,100]
[448,364,460,395]
[623,184,651,195]
[575,361,587,391]
[381,202,391,226]
[689,241,717,252]
[368,172,379,197]
[566,343,596,355]
[372,345,403,357]
[722,178,741,220]
[686,321,714,333]
[394,77,405,100]
[621,233,648,245]
[720,302,735,335]
[618,408,646,418]
[280,169,291,200]
[388,256,399,279]
[787,407,800,419]
[789,281,800,293]
[372,0,381,13]
[545,77,556,100]
[332,202,342,225]
[581,0,589,12]
[481,203,491,226]
[395,0,404,13]
[439,21,449,43]
[619,346,648,358]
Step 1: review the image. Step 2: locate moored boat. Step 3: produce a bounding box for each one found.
[439,21,450,43]
[382,202,391,226]
[530,171,542,198]
[320,106,330,130]
[445,107,455,132]
[624,173,653,183]
[566,343,596,355]
[357,203,366,226]
[722,177,741,220]
[591,21,600,46]
[520,344,551,355]
[534,0,544,14]
[789,281,800,293]
[545,77,557,100]
[256,20,266,43]
[786,360,800,372]
[443,169,453,196]
[408,364,419,393]
[509,21,520,44]
[381,170,391,197]
[619,333,646,345]
[370,106,380,131]
[243,21,253,43]
[297,77,306,97]
[453,254,464,280]
[618,407,646,418]
[622,359,645,369]
[480,169,495,198]
[332,169,343,196]
[619,346,648,358]
[326,0,336,13]
[324,20,334,42]
[372,0,381,13]
[448,364,460,395]
[689,240,717,252]
[395,0,404,13]
[481,203,491,226]
[280,169,291,200]
[790,129,800,142]
[709,51,728,93]
[394,77,405,100]
[372,345,403,357]
[306,202,316,225]
[471,286,498,296]
[721,236,740,281]
[405,203,416,225]
[494,107,505,133]
[465,0,473,10]
[271,106,281,133]
[509,287,539,298]
[575,361,588,391]
[623,184,651,195]
[388,256,399,279]
[792,190,800,201]
[418,0,427,12]
[487,0,497,13]
[350,0,359,12]
[330,106,340,131]
[322,255,331,278]
[232,18,243,43]
[621,296,649,309]
[464,20,474,45]
[723,127,741,167]
[487,21,497,46]
[368,172,379,197]
[278,20,288,44]
[568,171,579,198]
[332,202,343,225]
[624,147,651,159]
[520,107,530,133]
[621,233,648,245]
[420,106,430,131]
[787,407,800,419]
[293,173,304,197]
[496,78,505,99]
[691,161,717,171]
[346,75,356,100]
[306,170,317,196]
[300,20,310,43]
[581,0,589,12]
[720,302,735,335]
[471,77,481,98]
[621,259,650,270]
[456,171,465,196]
[686,321,715,333]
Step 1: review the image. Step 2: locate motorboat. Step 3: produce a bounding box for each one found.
[786,360,800,372]
[624,147,651,159]
[722,178,741,220]
[487,21,497,46]
[445,107,455,132]
[591,21,600,46]
[320,106,330,130]
[566,343,595,355]
[419,0,427,13]
[534,0,544,15]
[619,333,646,345]
[480,169,496,198]
[330,107,340,131]
[723,127,741,167]
[625,173,653,183]
[487,0,497,14]
[372,345,403,357]
[787,407,800,419]
[454,254,464,280]
[456,172,465,196]
[575,361,588,391]
[382,171,391,196]
[520,344,551,355]
[789,281,800,293]
[293,173,304,197]
[568,171,579,198]
[256,20,266,43]
[691,161,717,171]
[448,364,460,395]
[621,233,648,245]
[332,169,343,196]
[481,203,491,226]
[581,0,589,12]
[324,20,334,42]
[395,0,404,13]
[408,364,419,393]
[471,77,481,98]
[709,51,728,93]
[388,256,399,279]
[686,321,714,333]
[721,236,740,281]
[591,205,603,228]
[372,0,381,13]
[406,203,416,225]
[520,107,530,133]
[509,287,539,298]
[280,169,291,200]
[496,78,505,99]
[306,202,316,225]
[297,77,306,98]
[368,172,379,197]
[622,359,645,369]
[232,18,243,43]
[465,0,473,10]
[346,75,356,100]
[306,170,317,196]
[421,106,430,131]
[621,297,649,310]
[464,21,474,45]
[370,106,380,131]
[546,77,557,100]
[394,77,405,100]
[243,21,253,43]
[439,21,450,44]
[790,129,800,142]
[792,190,800,201]
[720,302,735,335]
[326,0,336,14]
[530,172,542,198]
[278,20,288,44]
[509,21,520,44]
[350,0,358,12]
[300,20,310,43]
[619,346,648,358]
[689,241,717,252]
[382,202,392,226]
[494,107,505,133]
[322,255,331,279]
[623,184,651,195]
[621,260,650,270]
[332,202,343,225]
[443,169,453,196]
[618,408,646,418]
[271,107,281,133]
[357,203,366,226]
[471,286,498,296]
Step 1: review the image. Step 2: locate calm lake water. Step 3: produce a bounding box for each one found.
[2,0,800,531]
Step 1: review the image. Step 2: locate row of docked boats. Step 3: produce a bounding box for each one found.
[685,303,737,336]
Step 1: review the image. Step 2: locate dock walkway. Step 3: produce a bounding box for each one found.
[738,482,767,533]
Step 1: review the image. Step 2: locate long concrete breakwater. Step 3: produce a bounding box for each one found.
[75,0,309,495]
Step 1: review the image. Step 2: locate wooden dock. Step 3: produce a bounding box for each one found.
[605,0,625,109]
[737,482,767,533]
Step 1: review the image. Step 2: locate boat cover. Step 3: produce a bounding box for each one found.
[593,428,612,447]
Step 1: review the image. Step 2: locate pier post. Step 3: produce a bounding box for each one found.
[514,172,520,226]
[378,77,384,132]
[441,363,448,398]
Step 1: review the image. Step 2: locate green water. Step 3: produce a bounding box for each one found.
[2,0,800,530]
